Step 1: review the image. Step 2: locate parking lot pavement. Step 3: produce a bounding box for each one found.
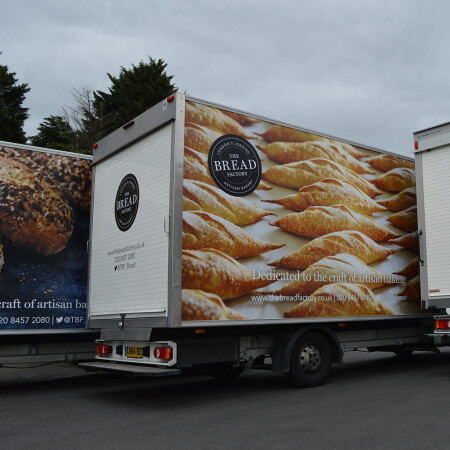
[1,348,449,388]
[0,362,89,386]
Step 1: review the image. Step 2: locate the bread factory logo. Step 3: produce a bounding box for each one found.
[208,134,261,196]
[115,174,139,232]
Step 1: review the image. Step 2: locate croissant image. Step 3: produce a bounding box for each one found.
[258,141,373,174]
[262,158,381,198]
[258,126,327,143]
[269,230,396,269]
[334,143,363,161]
[389,231,419,251]
[284,283,394,318]
[184,123,222,154]
[183,180,273,226]
[364,154,415,172]
[270,205,399,242]
[386,206,418,232]
[398,275,421,302]
[263,178,385,215]
[394,256,420,279]
[182,249,274,299]
[257,126,362,159]
[181,289,247,321]
[373,168,416,192]
[183,211,284,258]
[378,188,416,212]
[184,147,212,185]
[221,110,259,126]
[183,147,271,190]
[271,253,405,297]
[186,102,251,138]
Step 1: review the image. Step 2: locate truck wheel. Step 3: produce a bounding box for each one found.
[285,332,332,388]
[208,362,245,380]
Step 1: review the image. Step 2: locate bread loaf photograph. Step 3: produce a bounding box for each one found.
[0,143,91,330]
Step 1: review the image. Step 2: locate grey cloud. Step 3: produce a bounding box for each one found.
[1,0,450,156]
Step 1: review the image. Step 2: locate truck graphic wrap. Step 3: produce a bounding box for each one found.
[0,143,91,330]
[182,100,419,321]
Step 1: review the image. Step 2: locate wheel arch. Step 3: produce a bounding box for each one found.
[272,326,343,373]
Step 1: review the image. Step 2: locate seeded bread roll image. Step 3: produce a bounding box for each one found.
[0,147,74,256]
[26,150,91,211]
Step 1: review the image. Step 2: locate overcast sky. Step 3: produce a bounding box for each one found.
[2,0,450,157]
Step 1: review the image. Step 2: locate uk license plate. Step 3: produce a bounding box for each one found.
[126,346,144,358]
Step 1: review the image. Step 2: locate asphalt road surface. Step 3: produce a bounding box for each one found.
[1,349,450,449]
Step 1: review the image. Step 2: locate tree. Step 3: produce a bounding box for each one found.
[29,115,76,152]
[61,87,103,154]
[41,57,176,154]
[93,57,176,135]
[0,59,30,144]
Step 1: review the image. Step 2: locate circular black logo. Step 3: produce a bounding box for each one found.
[208,134,262,196]
[115,174,139,232]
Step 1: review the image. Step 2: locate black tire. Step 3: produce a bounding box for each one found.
[285,332,332,388]
[208,362,245,380]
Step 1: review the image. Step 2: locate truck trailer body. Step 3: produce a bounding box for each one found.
[415,122,450,311]
[83,94,449,386]
[0,141,97,364]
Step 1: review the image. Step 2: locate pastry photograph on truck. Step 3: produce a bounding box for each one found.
[82,94,450,387]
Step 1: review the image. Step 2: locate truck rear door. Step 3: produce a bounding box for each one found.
[415,122,450,310]
[88,97,182,327]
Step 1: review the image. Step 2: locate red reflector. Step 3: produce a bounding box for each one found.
[96,344,111,355]
[154,347,172,360]
[436,320,450,329]
[414,141,418,150]
[167,95,174,102]
[123,120,134,130]
[93,143,98,149]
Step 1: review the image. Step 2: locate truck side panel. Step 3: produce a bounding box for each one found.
[0,141,92,332]
[181,98,422,323]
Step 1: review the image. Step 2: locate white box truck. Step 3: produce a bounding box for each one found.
[0,141,97,364]
[414,123,450,317]
[82,94,450,386]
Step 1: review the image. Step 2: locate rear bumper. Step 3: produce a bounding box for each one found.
[94,340,177,366]
[79,361,181,376]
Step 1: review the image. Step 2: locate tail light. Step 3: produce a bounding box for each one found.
[154,347,172,360]
[436,319,450,330]
[96,344,111,355]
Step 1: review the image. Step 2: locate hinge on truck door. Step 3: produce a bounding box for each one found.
[418,229,424,266]
[164,214,171,235]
